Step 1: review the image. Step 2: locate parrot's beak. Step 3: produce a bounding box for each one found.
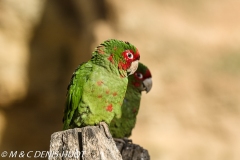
[127,60,139,75]
[141,78,152,93]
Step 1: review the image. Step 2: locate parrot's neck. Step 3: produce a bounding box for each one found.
[91,55,127,78]
[127,84,141,93]
[123,86,142,116]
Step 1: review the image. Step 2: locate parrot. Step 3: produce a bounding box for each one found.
[109,62,152,138]
[63,39,140,130]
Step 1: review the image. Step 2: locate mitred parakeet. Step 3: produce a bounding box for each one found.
[63,39,140,130]
[109,63,152,138]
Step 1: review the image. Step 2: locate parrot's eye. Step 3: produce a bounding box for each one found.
[135,73,143,79]
[127,52,134,59]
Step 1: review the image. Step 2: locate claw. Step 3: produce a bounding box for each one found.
[123,137,132,143]
[114,138,126,144]
[114,137,132,144]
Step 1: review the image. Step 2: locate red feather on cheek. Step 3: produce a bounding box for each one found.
[132,81,141,87]
[118,50,140,71]
[118,61,128,70]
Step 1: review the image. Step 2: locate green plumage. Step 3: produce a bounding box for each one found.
[109,63,152,138]
[63,39,140,130]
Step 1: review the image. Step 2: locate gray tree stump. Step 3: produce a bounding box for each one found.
[49,122,122,160]
[115,139,150,160]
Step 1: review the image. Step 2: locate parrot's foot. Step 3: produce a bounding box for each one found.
[114,138,126,144]
[123,137,132,143]
[99,122,112,139]
[114,137,132,144]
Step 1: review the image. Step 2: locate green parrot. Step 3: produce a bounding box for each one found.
[109,63,152,138]
[63,39,140,130]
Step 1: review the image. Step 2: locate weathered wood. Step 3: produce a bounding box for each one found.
[115,139,150,160]
[49,122,122,160]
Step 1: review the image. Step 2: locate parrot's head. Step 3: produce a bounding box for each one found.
[129,63,152,93]
[94,39,140,76]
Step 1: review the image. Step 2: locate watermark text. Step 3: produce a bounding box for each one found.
[1,150,85,158]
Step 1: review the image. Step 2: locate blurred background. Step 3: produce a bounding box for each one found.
[0,0,240,159]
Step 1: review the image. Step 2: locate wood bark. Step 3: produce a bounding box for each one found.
[49,122,150,160]
[49,122,122,160]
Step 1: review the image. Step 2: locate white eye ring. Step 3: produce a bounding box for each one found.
[136,73,143,79]
[127,52,134,59]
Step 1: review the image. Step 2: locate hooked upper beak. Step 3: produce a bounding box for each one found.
[141,78,152,93]
[127,60,139,75]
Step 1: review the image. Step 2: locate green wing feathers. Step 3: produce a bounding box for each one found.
[63,62,93,130]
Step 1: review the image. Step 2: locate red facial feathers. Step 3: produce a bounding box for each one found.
[118,50,140,71]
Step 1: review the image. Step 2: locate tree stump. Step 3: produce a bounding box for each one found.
[115,139,150,160]
[49,122,122,160]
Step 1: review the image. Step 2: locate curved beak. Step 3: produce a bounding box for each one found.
[127,60,139,75]
[141,78,152,93]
